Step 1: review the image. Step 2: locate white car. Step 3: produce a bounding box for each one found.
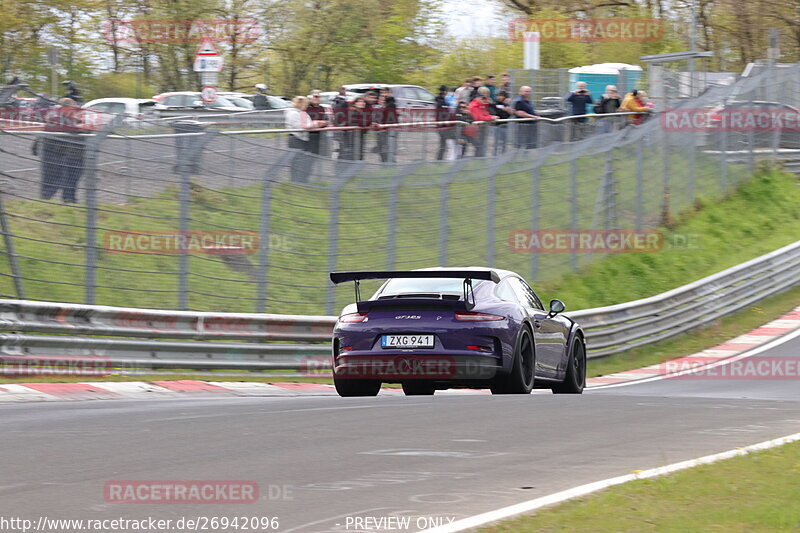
[151,91,243,113]
[82,98,159,126]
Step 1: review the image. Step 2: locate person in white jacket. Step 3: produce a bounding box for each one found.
[285,96,325,182]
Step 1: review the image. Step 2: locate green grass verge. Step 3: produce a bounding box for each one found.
[480,441,800,532]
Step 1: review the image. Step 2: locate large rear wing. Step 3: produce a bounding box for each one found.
[329,270,501,284]
[329,270,501,310]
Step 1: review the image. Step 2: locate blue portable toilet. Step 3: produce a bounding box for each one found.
[567,63,643,113]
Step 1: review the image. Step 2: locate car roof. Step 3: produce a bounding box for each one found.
[86,98,154,104]
[414,266,518,281]
[343,83,425,90]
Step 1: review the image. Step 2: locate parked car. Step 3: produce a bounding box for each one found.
[151,91,243,113]
[317,91,358,107]
[343,83,437,124]
[82,98,159,127]
[217,92,255,110]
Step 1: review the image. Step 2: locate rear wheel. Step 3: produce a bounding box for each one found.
[402,381,436,396]
[334,377,381,397]
[552,337,586,394]
[491,328,534,394]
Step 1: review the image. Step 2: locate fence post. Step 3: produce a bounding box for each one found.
[635,139,644,230]
[326,161,365,315]
[386,163,422,270]
[84,116,124,305]
[569,159,578,271]
[660,117,671,225]
[0,188,24,298]
[438,160,467,267]
[256,151,296,313]
[688,133,696,206]
[603,149,617,229]
[530,165,540,282]
[173,125,218,310]
[719,128,728,194]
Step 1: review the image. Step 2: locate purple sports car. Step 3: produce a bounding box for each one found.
[329,267,586,397]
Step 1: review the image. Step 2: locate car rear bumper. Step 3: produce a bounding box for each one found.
[333,353,501,382]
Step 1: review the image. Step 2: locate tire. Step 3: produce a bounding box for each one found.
[552,337,586,394]
[402,381,436,396]
[334,377,381,397]
[491,327,535,394]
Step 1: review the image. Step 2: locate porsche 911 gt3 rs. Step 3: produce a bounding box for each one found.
[329,267,586,396]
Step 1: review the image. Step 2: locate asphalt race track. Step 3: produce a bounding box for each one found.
[1,332,799,532]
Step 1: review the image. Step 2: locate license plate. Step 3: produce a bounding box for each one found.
[381,334,434,349]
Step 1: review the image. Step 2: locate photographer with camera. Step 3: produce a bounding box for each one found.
[566,81,593,141]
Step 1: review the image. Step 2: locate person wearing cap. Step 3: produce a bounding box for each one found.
[253,83,269,110]
[435,84,455,160]
[484,75,498,102]
[331,86,351,160]
[305,90,328,155]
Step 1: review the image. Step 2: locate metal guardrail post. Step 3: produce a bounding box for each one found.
[603,149,617,229]
[0,188,24,298]
[660,119,671,225]
[256,151,296,313]
[326,161,364,315]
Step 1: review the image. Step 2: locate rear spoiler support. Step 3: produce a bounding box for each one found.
[330,270,501,310]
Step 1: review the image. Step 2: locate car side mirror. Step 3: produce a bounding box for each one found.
[548,299,565,317]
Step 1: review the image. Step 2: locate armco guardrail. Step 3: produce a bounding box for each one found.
[0,240,798,371]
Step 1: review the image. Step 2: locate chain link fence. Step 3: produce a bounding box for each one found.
[1,64,797,315]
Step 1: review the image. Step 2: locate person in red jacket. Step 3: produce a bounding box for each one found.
[468,87,497,157]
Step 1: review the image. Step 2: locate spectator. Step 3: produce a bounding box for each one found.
[468,86,497,157]
[500,72,512,95]
[484,75,498,102]
[469,76,483,101]
[345,97,371,160]
[594,85,621,133]
[444,87,457,108]
[285,96,324,182]
[566,81,593,140]
[331,86,351,159]
[253,83,270,110]
[305,90,328,155]
[435,85,455,160]
[61,81,82,104]
[513,85,539,149]
[621,89,650,126]
[492,91,513,154]
[454,78,472,106]
[454,101,477,158]
[375,88,398,163]
[37,97,87,203]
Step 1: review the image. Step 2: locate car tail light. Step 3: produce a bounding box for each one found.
[339,312,368,323]
[466,345,493,351]
[455,312,505,321]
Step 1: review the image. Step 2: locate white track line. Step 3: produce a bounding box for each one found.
[420,431,800,533]
[588,326,800,391]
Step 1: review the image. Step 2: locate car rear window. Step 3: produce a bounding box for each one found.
[379,277,466,296]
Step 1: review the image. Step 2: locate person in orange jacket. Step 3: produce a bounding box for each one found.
[621,89,650,125]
